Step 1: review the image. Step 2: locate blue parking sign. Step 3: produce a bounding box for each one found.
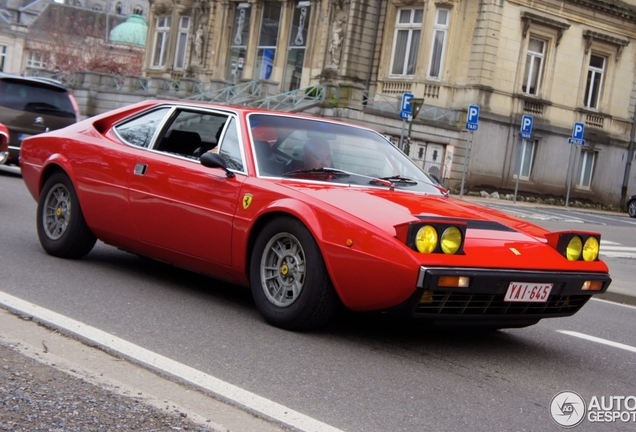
[520,115,533,139]
[400,93,414,119]
[568,122,586,146]
[572,122,585,140]
[466,105,479,131]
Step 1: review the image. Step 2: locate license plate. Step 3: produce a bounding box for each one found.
[504,282,552,303]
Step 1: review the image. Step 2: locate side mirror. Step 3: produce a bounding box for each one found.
[200,152,235,178]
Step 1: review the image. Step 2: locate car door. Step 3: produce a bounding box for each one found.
[125,107,247,266]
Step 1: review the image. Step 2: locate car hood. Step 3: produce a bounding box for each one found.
[278,183,612,272]
[284,184,544,237]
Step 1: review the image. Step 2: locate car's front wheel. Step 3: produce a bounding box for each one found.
[37,172,97,258]
[628,199,636,218]
[250,217,339,331]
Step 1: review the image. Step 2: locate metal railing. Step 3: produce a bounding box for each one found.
[186,80,263,104]
[363,90,459,125]
[363,91,400,113]
[251,84,325,111]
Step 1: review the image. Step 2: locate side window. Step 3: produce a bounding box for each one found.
[390,8,422,76]
[514,139,536,180]
[156,110,229,159]
[584,54,605,110]
[522,37,546,96]
[114,107,171,148]
[174,16,190,70]
[218,117,245,172]
[0,45,7,72]
[576,150,596,189]
[152,16,171,68]
[427,8,450,79]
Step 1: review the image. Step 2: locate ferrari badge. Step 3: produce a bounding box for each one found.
[242,194,253,209]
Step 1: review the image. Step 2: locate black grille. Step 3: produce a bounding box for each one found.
[415,292,591,316]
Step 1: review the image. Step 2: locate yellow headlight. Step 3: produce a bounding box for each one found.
[582,236,599,261]
[415,225,438,253]
[566,236,583,261]
[441,226,462,254]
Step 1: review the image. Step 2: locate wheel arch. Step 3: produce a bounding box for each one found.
[37,157,76,199]
[244,200,330,285]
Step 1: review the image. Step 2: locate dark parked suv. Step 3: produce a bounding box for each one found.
[0,74,79,166]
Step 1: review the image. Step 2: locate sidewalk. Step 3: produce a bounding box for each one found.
[0,308,287,432]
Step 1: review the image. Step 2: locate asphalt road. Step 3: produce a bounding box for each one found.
[2,167,636,431]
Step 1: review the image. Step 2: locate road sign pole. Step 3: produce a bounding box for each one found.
[565,144,576,208]
[460,131,473,198]
[513,139,524,203]
[398,118,406,151]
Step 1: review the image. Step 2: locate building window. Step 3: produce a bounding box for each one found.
[576,150,595,189]
[282,2,311,92]
[584,54,605,110]
[522,37,545,96]
[427,8,450,79]
[227,3,252,82]
[390,8,423,76]
[27,52,46,69]
[255,2,282,81]
[151,16,171,68]
[514,139,536,180]
[174,17,190,70]
[0,45,7,72]
[133,6,143,15]
[115,2,122,14]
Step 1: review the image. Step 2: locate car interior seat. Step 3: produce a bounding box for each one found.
[159,130,203,157]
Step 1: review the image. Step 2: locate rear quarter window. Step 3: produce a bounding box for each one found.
[0,80,76,118]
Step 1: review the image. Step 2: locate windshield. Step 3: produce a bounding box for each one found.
[248,113,443,194]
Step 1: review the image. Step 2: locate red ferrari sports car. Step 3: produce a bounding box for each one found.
[20,100,611,330]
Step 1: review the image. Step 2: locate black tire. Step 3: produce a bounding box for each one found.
[37,172,97,258]
[250,216,339,331]
[628,200,636,218]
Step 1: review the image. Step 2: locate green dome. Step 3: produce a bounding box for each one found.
[110,15,147,47]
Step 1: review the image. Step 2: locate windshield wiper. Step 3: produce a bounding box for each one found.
[373,175,418,186]
[283,167,350,179]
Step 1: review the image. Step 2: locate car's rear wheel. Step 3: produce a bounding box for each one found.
[0,150,8,165]
[628,199,636,218]
[250,216,339,331]
[37,172,96,258]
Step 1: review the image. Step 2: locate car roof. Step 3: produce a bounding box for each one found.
[0,73,69,92]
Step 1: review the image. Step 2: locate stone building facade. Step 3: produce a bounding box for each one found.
[132,1,636,206]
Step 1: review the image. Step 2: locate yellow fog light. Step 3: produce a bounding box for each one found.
[441,226,462,254]
[415,225,438,253]
[566,236,583,261]
[582,236,599,261]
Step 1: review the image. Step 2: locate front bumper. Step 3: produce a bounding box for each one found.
[390,267,611,328]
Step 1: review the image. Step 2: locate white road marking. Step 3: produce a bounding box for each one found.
[591,298,636,310]
[557,330,636,354]
[599,240,636,259]
[0,291,342,432]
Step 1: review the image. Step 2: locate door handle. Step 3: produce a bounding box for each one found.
[134,163,148,176]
